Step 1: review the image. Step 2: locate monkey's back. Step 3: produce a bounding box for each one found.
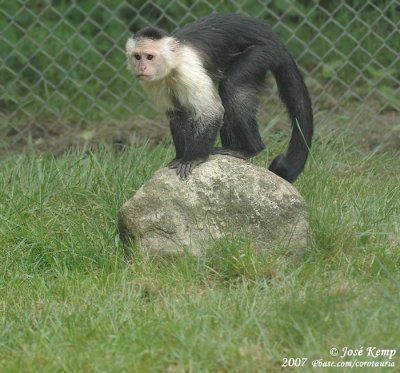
[174,14,284,78]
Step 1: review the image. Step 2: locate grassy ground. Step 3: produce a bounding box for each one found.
[0,129,399,372]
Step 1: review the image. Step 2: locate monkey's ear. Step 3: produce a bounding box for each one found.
[168,38,179,52]
[125,37,136,55]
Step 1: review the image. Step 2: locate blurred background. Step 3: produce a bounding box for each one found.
[1,0,399,156]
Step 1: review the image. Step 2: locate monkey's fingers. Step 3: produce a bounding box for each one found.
[168,158,182,169]
[178,162,194,179]
[176,159,206,179]
[176,162,189,179]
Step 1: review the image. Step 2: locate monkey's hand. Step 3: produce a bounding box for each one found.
[173,158,206,179]
[167,158,182,169]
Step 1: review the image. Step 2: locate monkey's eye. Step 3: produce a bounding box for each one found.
[147,54,154,60]
[133,54,141,60]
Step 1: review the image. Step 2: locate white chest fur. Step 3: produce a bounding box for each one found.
[142,45,224,120]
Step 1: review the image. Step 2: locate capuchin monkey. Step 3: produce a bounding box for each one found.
[126,13,313,182]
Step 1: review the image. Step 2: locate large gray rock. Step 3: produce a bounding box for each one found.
[118,155,309,257]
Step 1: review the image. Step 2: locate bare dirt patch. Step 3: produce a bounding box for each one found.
[1,111,399,157]
[0,117,169,157]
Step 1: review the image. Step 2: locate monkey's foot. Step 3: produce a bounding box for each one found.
[212,147,257,159]
[173,158,206,179]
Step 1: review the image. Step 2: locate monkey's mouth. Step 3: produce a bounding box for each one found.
[136,74,153,80]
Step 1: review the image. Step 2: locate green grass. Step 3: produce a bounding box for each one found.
[0,131,399,372]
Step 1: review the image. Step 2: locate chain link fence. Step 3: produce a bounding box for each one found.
[1,0,399,153]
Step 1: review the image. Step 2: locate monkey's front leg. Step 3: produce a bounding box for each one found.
[167,108,221,178]
[175,115,220,179]
[167,110,186,170]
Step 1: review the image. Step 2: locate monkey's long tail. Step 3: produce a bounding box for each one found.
[269,54,313,183]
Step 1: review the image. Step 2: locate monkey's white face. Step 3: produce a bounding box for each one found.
[126,37,178,82]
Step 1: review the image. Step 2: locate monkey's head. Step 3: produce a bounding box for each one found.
[126,27,179,82]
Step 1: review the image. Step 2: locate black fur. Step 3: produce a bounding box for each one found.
[167,99,222,178]
[134,26,170,40]
[137,14,313,181]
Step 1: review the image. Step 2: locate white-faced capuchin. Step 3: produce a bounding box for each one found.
[126,13,313,182]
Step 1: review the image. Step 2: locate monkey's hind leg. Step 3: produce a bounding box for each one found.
[217,49,268,160]
[216,84,266,160]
